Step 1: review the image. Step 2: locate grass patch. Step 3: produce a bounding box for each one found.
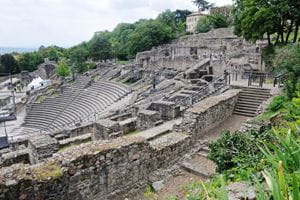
[144,185,157,199]
[126,130,140,136]
[34,162,63,180]
[35,95,46,103]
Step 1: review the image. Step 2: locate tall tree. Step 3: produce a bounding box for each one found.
[88,31,113,61]
[127,20,175,58]
[0,54,19,74]
[192,0,214,11]
[233,0,300,45]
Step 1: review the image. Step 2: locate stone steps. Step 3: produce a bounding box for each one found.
[180,154,216,179]
[233,87,271,117]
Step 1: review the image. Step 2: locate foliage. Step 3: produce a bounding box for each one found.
[208,128,274,174]
[192,0,214,11]
[256,130,300,200]
[56,60,70,77]
[18,52,44,72]
[233,0,300,45]
[196,17,212,33]
[268,96,286,112]
[209,13,229,28]
[127,20,175,58]
[88,31,112,61]
[273,45,300,99]
[0,54,19,74]
[33,162,63,180]
[183,175,228,200]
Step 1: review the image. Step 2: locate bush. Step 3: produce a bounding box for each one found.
[56,60,70,77]
[209,14,229,28]
[196,17,211,33]
[268,96,285,112]
[208,128,274,174]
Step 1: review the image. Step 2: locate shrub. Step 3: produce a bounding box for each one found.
[209,14,229,28]
[56,60,70,77]
[208,128,274,174]
[268,96,285,112]
[196,17,211,33]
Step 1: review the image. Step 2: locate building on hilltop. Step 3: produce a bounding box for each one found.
[186,12,206,33]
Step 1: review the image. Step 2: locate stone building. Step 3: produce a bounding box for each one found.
[186,12,206,33]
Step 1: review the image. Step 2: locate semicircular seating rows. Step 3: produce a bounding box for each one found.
[23,76,131,133]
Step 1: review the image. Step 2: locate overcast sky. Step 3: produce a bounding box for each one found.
[0,0,232,48]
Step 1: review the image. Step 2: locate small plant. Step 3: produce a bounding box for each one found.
[33,162,63,180]
[268,96,285,112]
[144,184,157,199]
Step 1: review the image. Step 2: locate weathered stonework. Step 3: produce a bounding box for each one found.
[137,110,161,131]
[178,89,241,139]
[148,101,181,120]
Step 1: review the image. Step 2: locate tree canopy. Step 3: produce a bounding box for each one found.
[192,0,214,11]
[0,54,19,74]
[233,0,300,45]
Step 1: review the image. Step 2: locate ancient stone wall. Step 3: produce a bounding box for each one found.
[0,135,190,200]
[178,89,241,139]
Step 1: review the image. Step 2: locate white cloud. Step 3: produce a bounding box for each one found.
[0,0,232,47]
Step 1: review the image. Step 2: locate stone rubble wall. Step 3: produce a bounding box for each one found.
[178,89,241,140]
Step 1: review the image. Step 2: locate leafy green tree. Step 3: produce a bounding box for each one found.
[209,13,229,28]
[0,54,19,74]
[56,60,70,77]
[127,20,175,58]
[273,45,300,99]
[192,0,214,11]
[88,31,112,61]
[111,23,136,60]
[18,52,44,72]
[196,17,211,33]
[233,0,300,45]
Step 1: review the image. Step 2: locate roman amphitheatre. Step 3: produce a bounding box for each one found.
[1,0,299,197]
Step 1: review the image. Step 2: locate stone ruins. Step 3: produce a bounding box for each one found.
[0,28,270,200]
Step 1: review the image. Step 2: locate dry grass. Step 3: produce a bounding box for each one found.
[33,162,63,180]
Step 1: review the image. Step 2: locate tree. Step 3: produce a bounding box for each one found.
[18,52,43,72]
[209,13,229,28]
[111,23,136,60]
[196,17,211,33]
[56,60,70,77]
[88,31,113,61]
[192,0,214,11]
[127,20,175,58]
[233,0,300,45]
[273,46,300,99]
[0,54,19,74]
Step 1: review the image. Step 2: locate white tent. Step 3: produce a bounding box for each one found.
[27,77,48,92]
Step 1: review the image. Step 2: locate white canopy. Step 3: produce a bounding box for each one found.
[26,77,44,91]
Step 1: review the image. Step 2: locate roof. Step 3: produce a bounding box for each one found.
[0,136,9,149]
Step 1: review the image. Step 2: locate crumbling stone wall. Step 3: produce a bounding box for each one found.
[148,101,180,120]
[178,89,241,139]
[0,136,190,200]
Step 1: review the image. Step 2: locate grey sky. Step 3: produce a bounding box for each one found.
[0,0,232,48]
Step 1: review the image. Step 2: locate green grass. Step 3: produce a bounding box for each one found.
[36,95,46,103]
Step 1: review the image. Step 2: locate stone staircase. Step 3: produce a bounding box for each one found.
[180,141,216,179]
[233,87,271,117]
